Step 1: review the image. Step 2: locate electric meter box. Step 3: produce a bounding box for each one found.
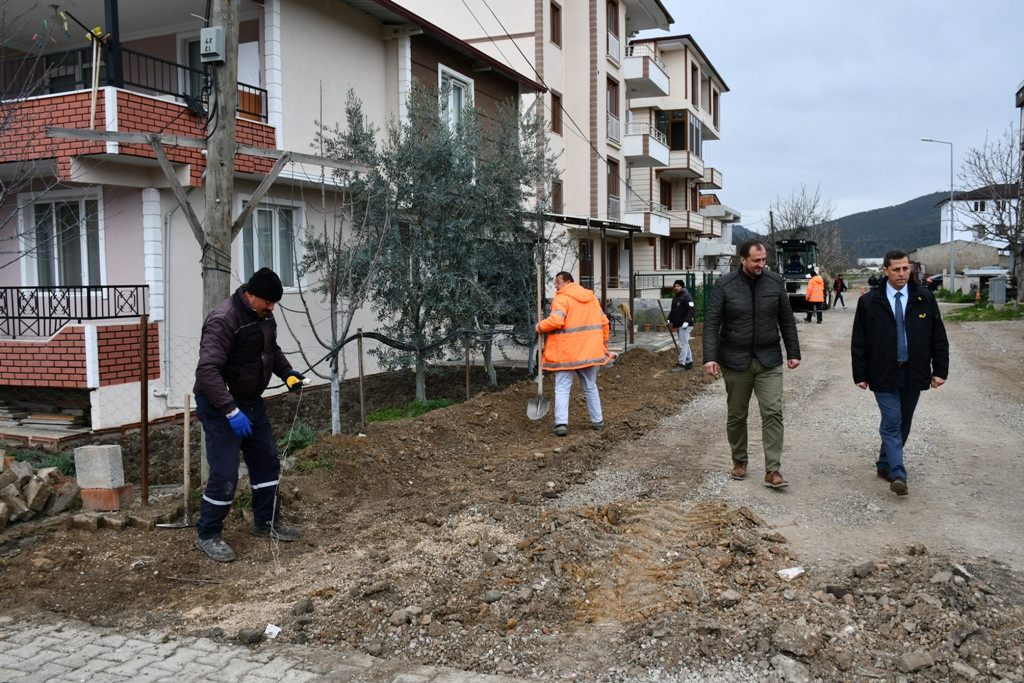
[200,26,225,63]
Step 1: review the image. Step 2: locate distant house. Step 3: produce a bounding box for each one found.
[0,0,541,435]
[935,184,1017,250]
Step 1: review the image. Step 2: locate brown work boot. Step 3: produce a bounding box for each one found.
[763,471,789,488]
[730,464,747,480]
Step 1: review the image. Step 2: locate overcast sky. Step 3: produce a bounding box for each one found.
[646,0,1024,233]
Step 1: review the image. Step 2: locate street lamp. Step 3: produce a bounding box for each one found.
[921,138,955,293]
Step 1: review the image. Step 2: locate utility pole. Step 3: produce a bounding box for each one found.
[202,0,241,316]
[769,210,776,268]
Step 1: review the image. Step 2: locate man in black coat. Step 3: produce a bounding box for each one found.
[703,239,801,488]
[667,279,696,371]
[852,249,949,496]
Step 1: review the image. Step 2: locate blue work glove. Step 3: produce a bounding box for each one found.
[284,370,305,392]
[226,409,252,437]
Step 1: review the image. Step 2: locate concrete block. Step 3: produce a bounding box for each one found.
[80,485,134,511]
[0,501,8,530]
[42,480,80,516]
[0,469,17,489]
[1,483,30,520]
[74,445,126,489]
[128,515,156,531]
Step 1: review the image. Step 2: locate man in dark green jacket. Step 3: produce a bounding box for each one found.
[852,249,948,496]
[703,239,802,488]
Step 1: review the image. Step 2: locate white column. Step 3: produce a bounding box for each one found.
[141,188,164,321]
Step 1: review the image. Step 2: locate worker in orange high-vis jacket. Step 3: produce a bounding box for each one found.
[804,269,826,324]
[536,271,615,437]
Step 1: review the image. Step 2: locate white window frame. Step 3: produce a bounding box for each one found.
[439,65,473,131]
[18,188,106,287]
[237,196,305,289]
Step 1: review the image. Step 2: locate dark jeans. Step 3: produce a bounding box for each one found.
[872,368,921,482]
[194,395,282,540]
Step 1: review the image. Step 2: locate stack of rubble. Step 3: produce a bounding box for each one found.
[0,458,80,530]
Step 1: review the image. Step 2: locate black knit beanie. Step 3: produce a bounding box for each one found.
[673,279,686,288]
[246,268,283,302]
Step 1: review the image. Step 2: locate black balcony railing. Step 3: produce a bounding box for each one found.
[1,46,267,122]
[0,285,149,340]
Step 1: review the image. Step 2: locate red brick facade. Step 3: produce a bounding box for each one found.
[0,323,159,389]
[0,89,276,184]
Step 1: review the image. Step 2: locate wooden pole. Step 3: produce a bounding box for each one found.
[357,329,366,430]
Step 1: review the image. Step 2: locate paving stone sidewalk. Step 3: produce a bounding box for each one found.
[0,615,520,683]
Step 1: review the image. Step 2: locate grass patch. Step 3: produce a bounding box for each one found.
[943,302,1024,323]
[8,448,76,477]
[367,398,458,422]
[276,421,317,454]
[294,456,334,473]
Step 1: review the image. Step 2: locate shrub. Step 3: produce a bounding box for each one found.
[9,448,76,477]
[276,421,316,454]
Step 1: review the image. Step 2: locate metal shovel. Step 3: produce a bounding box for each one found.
[527,254,550,420]
[527,333,551,419]
[157,395,194,528]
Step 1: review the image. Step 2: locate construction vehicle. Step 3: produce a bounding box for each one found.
[774,239,826,312]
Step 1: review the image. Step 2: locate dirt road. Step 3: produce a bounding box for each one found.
[644,294,1024,573]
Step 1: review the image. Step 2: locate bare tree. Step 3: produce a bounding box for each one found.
[769,183,852,276]
[958,126,1022,302]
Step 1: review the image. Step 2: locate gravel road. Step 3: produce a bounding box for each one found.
[651,296,1024,575]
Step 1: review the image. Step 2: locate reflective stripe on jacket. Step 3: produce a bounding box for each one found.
[805,275,825,303]
[536,282,614,372]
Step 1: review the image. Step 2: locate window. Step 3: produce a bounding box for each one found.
[995,200,1007,212]
[690,63,700,108]
[974,224,985,240]
[655,109,700,154]
[550,3,562,47]
[551,92,563,135]
[241,203,300,287]
[607,78,620,142]
[551,180,564,213]
[712,89,720,129]
[607,158,620,218]
[606,1,619,60]
[439,66,473,130]
[972,200,986,212]
[22,192,104,287]
[661,239,672,268]
[660,179,673,211]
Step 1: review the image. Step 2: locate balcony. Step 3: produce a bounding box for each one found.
[624,44,669,98]
[658,150,704,179]
[669,210,704,236]
[698,167,723,190]
[2,45,266,122]
[0,285,148,340]
[623,122,668,167]
[623,197,670,236]
[607,112,621,144]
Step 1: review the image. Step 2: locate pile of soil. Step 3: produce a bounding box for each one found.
[1,324,1022,681]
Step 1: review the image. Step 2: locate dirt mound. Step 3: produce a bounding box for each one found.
[2,339,1023,681]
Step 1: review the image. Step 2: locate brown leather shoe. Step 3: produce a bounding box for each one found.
[763,471,789,488]
[890,479,908,496]
[730,464,747,480]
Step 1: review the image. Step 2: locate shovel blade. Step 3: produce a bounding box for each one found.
[527,396,551,420]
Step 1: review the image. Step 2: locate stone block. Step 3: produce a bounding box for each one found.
[0,469,17,489]
[23,476,53,512]
[80,485,134,511]
[73,445,126,489]
[1,483,30,520]
[7,460,34,486]
[100,514,129,530]
[128,515,156,531]
[0,501,8,530]
[43,480,81,516]
[36,467,63,484]
[71,513,101,531]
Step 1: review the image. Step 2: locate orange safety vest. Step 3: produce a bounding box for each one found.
[805,275,825,303]
[536,282,614,371]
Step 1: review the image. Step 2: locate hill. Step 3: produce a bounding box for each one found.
[733,191,947,260]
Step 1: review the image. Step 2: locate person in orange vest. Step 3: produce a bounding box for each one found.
[536,271,615,437]
[804,269,826,324]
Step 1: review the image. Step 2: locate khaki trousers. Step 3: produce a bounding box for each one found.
[721,359,785,473]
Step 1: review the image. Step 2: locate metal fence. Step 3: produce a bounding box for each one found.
[0,285,148,339]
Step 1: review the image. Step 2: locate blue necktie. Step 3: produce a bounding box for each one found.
[895,292,907,362]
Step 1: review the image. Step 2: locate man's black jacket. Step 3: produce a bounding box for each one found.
[851,282,949,393]
[668,288,695,327]
[702,269,800,371]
